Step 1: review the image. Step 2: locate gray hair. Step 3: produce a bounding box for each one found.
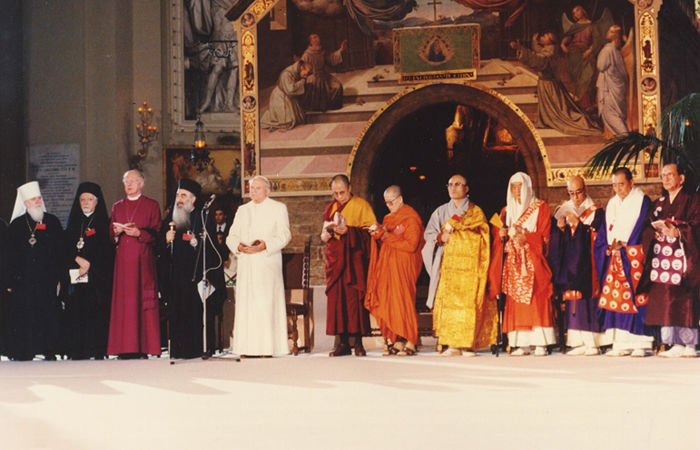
[123,169,145,183]
[249,175,271,189]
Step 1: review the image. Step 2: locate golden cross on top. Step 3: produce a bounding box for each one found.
[427,0,442,24]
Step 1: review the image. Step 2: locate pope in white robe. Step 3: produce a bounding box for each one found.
[227,176,291,356]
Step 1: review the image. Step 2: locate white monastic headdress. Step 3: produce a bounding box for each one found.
[505,172,535,227]
[11,181,46,222]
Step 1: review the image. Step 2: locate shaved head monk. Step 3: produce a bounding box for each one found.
[365,185,425,356]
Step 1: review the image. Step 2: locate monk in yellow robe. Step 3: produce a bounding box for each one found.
[365,186,424,356]
[432,177,496,356]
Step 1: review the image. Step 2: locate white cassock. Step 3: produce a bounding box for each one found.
[227,197,291,356]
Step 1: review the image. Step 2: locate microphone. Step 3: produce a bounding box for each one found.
[168,221,176,255]
[203,194,216,209]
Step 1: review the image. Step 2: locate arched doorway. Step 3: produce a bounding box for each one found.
[348,82,550,222]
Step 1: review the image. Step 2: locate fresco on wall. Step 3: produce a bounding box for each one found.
[253,0,638,185]
[171,0,241,132]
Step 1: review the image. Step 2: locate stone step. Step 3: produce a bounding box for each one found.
[305,101,385,124]
[342,91,396,104]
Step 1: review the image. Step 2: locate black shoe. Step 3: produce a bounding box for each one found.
[329,343,351,357]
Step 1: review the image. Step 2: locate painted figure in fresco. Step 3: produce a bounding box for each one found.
[185,0,239,114]
[300,34,347,112]
[560,6,612,113]
[261,61,313,130]
[596,25,629,137]
[511,32,601,135]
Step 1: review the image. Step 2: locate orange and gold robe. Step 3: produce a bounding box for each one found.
[489,201,555,345]
[365,204,424,345]
[433,203,496,349]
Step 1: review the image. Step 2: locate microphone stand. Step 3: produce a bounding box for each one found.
[200,203,211,360]
[495,213,507,357]
[196,196,239,363]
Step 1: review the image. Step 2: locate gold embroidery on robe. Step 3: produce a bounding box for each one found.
[433,203,497,349]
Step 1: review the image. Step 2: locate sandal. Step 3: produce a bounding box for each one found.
[383,341,404,356]
[397,342,416,356]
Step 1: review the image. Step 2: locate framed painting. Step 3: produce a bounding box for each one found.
[169,0,241,133]
[163,145,242,211]
[393,24,480,84]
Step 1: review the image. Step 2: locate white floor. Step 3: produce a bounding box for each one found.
[1,349,698,450]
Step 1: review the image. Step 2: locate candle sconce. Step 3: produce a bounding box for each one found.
[130,101,159,169]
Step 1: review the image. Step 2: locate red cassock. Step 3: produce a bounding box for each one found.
[107,196,162,356]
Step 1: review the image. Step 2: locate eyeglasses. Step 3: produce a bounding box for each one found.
[384,197,399,205]
[567,189,584,196]
[446,182,466,188]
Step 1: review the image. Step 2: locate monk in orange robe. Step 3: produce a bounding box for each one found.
[365,185,425,356]
[488,172,555,356]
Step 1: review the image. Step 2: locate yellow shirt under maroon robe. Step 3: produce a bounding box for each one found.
[324,196,377,336]
[433,203,496,349]
[365,204,424,345]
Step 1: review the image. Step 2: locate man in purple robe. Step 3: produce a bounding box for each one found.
[639,163,699,357]
[594,167,654,357]
[107,170,162,358]
[549,176,604,355]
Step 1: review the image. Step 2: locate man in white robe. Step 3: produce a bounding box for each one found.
[227,176,291,357]
[422,174,471,310]
[596,25,629,137]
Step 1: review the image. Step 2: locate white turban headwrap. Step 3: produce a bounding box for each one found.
[505,172,535,228]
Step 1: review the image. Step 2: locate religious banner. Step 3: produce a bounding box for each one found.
[393,24,480,84]
[28,144,80,225]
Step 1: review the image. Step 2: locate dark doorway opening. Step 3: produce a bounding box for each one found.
[368,102,527,225]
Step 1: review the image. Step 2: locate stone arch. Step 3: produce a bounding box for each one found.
[346,82,552,203]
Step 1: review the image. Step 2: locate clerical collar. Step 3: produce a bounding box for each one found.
[127,194,142,201]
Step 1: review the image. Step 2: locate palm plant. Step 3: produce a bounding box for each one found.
[586,93,700,189]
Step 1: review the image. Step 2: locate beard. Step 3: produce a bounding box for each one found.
[172,204,192,230]
[27,205,44,223]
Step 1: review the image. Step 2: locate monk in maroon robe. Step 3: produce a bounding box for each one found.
[639,163,700,358]
[321,175,376,357]
[107,170,162,358]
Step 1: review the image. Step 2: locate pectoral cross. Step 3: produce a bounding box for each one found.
[427,0,442,24]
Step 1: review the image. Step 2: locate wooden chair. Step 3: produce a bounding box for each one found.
[282,238,313,355]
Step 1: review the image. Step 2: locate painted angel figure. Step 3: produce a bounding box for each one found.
[560,6,613,113]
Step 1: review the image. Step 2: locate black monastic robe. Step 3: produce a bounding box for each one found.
[160,209,225,358]
[5,213,62,360]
